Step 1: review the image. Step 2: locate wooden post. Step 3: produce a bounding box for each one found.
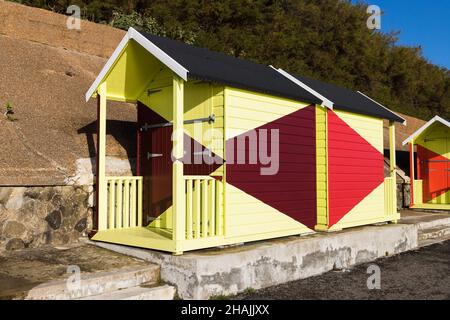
[389,121,397,214]
[172,75,185,254]
[409,140,415,207]
[97,82,108,231]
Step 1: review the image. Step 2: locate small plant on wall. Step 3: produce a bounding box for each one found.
[3,101,17,121]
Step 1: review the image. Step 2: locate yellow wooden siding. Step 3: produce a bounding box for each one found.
[225,185,311,237]
[103,40,165,101]
[329,111,399,230]
[415,123,450,205]
[428,189,450,204]
[415,123,450,159]
[137,78,225,236]
[413,180,423,204]
[212,86,225,160]
[138,81,225,168]
[225,87,310,140]
[223,87,313,239]
[137,70,173,121]
[329,183,387,230]
[316,106,328,229]
[334,110,384,153]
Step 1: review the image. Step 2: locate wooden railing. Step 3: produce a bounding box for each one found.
[413,180,423,205]
[384,177,397,215]
[184,176,224,239]
[106,176,143,229]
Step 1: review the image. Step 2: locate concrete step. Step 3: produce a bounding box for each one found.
[79,284,176,300]
[418,226,450,241]
[418,226,450,247]
[25,265,160,300]
[419,233,450,247]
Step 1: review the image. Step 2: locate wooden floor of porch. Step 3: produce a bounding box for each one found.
[91,226,228,254]
[91,227,175,252]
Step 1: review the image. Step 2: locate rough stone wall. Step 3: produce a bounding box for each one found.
[397,183,411,209]
[0,185,94,251]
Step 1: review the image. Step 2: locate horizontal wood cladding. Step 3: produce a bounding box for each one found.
[327,110,384,227]
[316,106,328,228]
[224,87,317,231]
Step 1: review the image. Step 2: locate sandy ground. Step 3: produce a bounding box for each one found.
[236,240,450,300]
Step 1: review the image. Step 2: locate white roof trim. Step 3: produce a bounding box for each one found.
[85,32,130,102]
[402,115,450,146]
[85,27,189,102]
[357,91,407,125]
[128,28,188,80]
[270,66,334,109]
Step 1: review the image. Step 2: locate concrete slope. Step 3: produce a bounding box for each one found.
[0,1,134,185]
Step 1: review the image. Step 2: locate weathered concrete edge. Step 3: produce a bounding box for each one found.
[415,216,450,231]
[92,223,418,300]
[25,265,160,300]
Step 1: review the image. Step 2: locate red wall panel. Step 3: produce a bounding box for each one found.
[226,105,317,228]
[327,111,384,227]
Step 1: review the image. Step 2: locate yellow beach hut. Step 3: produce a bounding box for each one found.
[403,116,450,210]
[86,28,403,254]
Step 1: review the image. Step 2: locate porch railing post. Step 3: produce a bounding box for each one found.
[409,139,415,207]
[97,82,108,231]
[172,75,185,254]
[389,121,397,215]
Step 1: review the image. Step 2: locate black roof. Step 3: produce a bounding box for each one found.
[142,32,321,105]
[293,74,405,123]
[142,32,403,123]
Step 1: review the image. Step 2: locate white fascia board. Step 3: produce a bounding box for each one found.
[128,27,188,81]
[402,115,450,146]
[357,91,407,126]
[85,31,130,102]
[270,66,334,109]
[85,27,189,102]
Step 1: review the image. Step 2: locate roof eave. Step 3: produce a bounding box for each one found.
[270,67,334,109]
[357,91,406,125]
[85,27,188,102]
[402,115,450,146]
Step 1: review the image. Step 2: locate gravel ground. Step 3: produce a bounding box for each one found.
[236,240,450,300]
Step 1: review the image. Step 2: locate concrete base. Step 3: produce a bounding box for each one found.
[92,210,450,300]
[92,224,418,299]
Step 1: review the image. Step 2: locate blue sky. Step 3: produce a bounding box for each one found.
[355,0,450,69]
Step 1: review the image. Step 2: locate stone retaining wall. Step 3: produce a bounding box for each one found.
[0,185,93,250]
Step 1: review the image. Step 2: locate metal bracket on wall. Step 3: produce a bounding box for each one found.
[140,114,215,131]
[147,152,163,159]
[147,89,162,96]
[424,137,447,142]
[193,150,212,156]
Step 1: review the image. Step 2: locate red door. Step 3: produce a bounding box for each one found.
[137,102,173,226]
[445,138,450,204]
[137,101,223,227]
[417,141,449,203]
